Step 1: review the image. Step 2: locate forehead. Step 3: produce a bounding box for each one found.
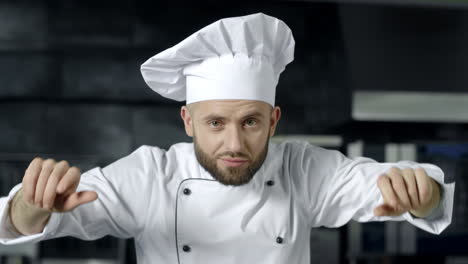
[190,100,272,118]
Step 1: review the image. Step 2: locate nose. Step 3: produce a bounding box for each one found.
[225,125,244,153]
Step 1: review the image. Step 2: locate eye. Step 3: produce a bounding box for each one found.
[244,118,258,127]
[209,120,221,128]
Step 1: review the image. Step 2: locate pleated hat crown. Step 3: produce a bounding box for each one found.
[140,13,295,106]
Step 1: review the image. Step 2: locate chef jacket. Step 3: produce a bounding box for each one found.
[0,142,455,264]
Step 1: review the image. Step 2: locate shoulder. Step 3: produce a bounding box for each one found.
[271,140,343,161]
[130,142,194,165]
[98,143,192,176]
[270,141,348,174]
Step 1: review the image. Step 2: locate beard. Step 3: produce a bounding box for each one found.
[193,135,270,186]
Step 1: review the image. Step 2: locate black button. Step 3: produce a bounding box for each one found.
[276,237,283,244]
[183,188,191,195]
[182,245,191,252]
[266,180,275,186]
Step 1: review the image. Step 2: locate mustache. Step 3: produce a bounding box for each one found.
[217,151,250,159]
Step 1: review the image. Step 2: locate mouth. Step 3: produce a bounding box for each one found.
[219,158,249,168]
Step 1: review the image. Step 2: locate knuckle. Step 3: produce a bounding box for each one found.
[391,177,406,190]
[390,167,401,175]
[379,174,389,182]
[54,162,70,176]
[32,157,44,165]
[58,160,70,168]
[26,157,43,172]
[388,171,401,181]
[415,167,426,174]
[69,166,81,174]
[44,158,56,164]
[392,174,404,183]
[377,175,388,187]
[402,167,414,176]
[390,176,403,189]
[43,158,57,169]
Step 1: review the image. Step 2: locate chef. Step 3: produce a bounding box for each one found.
[0,13,455,264]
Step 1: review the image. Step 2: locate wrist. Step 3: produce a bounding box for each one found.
[10,188,51,235]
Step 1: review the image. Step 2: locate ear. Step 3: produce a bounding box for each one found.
[269,106,281,137]
[180,106,194,137]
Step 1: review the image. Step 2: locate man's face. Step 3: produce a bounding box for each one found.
[181,100,281,186]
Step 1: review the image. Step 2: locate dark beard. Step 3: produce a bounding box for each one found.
[193,136,269,186]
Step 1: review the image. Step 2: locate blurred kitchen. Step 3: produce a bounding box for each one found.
[0,0,467,263]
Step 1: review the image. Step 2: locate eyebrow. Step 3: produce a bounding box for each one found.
[201,111,265,122]
[241,111,265,119]
[202,114,226,122]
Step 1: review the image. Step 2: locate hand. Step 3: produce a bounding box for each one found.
[22,157,98,212]
[373,167,440,218]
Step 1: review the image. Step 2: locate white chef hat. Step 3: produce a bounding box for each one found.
[140,13,295,106]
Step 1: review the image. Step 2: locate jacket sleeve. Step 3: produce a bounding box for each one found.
[0,145,160,245]
[298,144,455,235]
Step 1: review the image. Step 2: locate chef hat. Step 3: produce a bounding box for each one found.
[140,13,295,106]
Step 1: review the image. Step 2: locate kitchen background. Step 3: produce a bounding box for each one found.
[0,0,467,263]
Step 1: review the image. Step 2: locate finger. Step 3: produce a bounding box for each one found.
[22,157,43,204]
[414,167,433,205]
[61,191,98,212]
[377,174,401,212]
[34,159,56,207]
[388,168,412,210]
[56,166,81,195]
[402,168,420,209]
[42,161,69,210]
[374,204,400,217]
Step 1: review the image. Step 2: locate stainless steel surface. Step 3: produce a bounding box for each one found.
[272,135,343,147]
[0,243,38,258]
[353,91,468,122]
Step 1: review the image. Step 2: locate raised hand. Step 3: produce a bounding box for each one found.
[373,167,440,218]
[21,157,98,212]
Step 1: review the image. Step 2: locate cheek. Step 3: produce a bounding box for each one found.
[245,129,269,151]
[195,128,224,154]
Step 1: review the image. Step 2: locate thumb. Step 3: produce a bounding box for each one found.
[374,204,398,217]
[61,191,98,212]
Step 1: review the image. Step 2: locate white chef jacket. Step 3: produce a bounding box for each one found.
[0,142,455,264]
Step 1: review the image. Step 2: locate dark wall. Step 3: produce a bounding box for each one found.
[340,4,468,93]
[0,1,350,164]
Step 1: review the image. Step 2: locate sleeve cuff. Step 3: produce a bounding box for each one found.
[403,166,455,234]
[0,184,63,245]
